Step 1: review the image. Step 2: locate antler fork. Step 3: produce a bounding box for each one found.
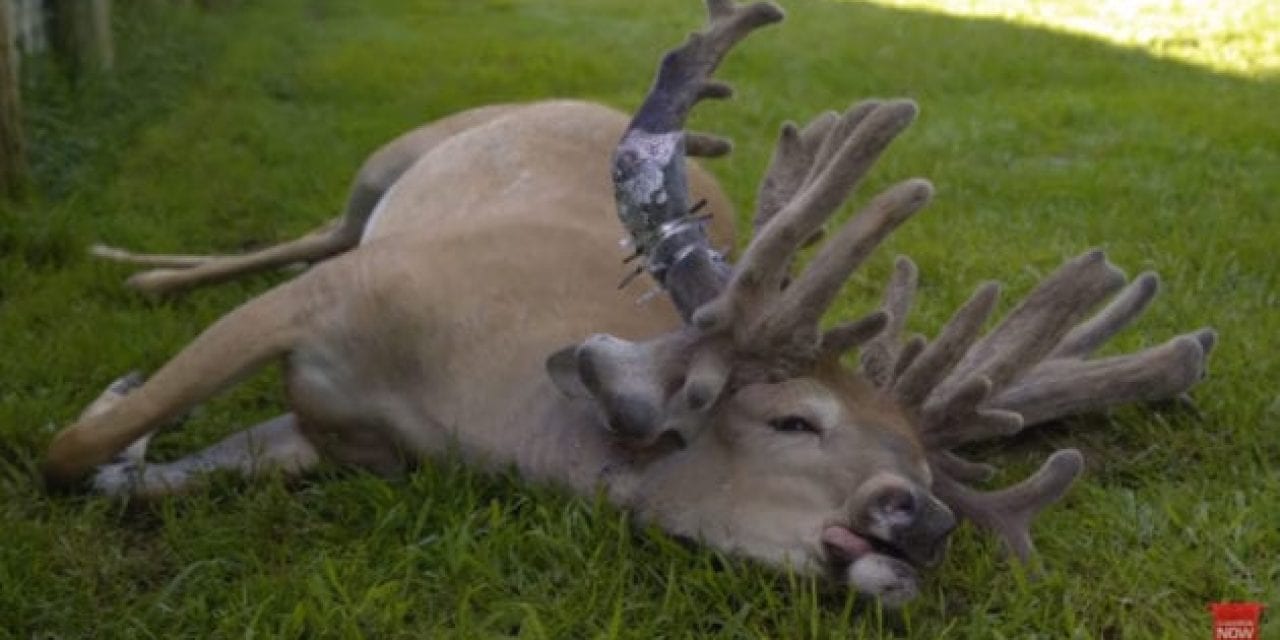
[576,0,937,444]
[863,252,1215,560]
[612,0,784,318]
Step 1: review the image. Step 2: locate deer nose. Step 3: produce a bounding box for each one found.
[897,490,956,567]
[601,393,660,441]
[863,484,956,568]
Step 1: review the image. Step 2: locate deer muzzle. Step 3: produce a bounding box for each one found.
[835,477,957,569]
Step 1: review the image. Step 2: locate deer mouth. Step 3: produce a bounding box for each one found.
[820,524,915,567]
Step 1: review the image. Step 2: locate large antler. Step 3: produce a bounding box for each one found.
[587,3,1215,566]
[585,0,1216,570]
[612,0,783,318]
[862,251,1215,560]
[555,0,932,446]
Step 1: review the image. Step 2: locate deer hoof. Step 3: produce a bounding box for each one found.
[91,459,141,497]
[125,269,186,296]
[83,371,154,496]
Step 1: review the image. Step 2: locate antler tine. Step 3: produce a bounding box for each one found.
[803,100,880,193]
[910,253,1213,433]
[920,375,1023,449]
[754,102,878,234]
[933,450,997,483]
[634,0,785,134]
[696,101,920,332]
[754,113,833,232]
[612,0,784,319]
[891,334,927,382]
[1050,271,1159,359]
[893,281,1001,410]
[771,180,933,347]
[992,328,1214,425]
[820,310,889,357]
[860,255,920,387]
[685,131,735,158]
[925,250,1126,411]
[932,449,1085,561]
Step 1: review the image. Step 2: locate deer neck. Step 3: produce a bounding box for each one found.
[511,386,725,512]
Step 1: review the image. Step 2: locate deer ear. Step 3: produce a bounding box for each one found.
[546,344,590,398]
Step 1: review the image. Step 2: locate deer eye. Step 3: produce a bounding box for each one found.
[769,415,820,435]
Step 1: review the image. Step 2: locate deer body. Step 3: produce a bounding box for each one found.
[283,99,734,490]
[48,1,1214,608]
[71,99,732,488]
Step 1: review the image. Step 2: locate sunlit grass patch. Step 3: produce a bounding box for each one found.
[856,0,1280,76]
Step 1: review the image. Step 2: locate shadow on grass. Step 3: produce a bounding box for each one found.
[1,0,1276,637]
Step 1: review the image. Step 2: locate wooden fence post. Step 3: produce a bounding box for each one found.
[52,0,114,77]
[1,0,30,199]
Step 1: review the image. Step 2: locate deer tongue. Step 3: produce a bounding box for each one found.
[821,525,873,562]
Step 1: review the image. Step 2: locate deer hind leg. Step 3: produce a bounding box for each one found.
[44,275,310,486]
[93,412,319,498]
[73,372,317,498]
[93,105,526,296]
[93,215,359,296]
[88,215,346,268]
[90,145,395,297]
[88,244,227,269]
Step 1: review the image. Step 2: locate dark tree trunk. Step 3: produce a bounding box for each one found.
[51,0,114,77]
[0,0,30,199]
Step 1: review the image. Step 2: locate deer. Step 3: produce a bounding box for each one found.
[44,0,1215,607]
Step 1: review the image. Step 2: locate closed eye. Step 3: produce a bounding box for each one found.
[768,415,821,435]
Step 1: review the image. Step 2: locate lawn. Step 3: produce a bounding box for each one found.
[1,0,1276,636]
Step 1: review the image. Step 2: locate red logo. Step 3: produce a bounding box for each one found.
[1209,602,1265,639]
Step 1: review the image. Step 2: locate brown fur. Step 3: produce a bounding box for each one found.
[47,98,948,606]
[47,0,1215,607]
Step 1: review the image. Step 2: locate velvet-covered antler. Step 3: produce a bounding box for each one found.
[612,0,784,318]
[690,99,930,379]
[861,252,1215,560]
[580,0,1217,571]
[568,97,930,444]
[555,0,935,445]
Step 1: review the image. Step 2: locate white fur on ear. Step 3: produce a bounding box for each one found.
[545,345,589,398]
[847,553,919,608]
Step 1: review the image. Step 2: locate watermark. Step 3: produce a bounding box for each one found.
[1208,602,1265,639]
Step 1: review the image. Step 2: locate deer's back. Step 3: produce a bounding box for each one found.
[361,100,734,246]
[284,100,735,471]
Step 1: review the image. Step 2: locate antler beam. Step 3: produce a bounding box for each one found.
[864,252,1214,560]
[612,0,784,318]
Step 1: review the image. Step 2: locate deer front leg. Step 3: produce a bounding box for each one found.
[93,413,320,498]
[67,372,319,497]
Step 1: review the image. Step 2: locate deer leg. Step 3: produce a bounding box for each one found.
[74,372,317,498]
[89,244,226,269]
[89,215,345,266]
[92,172,387,296]
[44,275,308,485]
[92,413,320,498]
[118,223,356,295]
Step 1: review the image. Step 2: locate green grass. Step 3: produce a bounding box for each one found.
[2,0,1277,636]
[860,0,1280,78]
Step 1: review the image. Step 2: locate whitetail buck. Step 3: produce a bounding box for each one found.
[49,0,1214,606]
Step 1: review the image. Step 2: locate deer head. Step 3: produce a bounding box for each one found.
[548,0,1214,605]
